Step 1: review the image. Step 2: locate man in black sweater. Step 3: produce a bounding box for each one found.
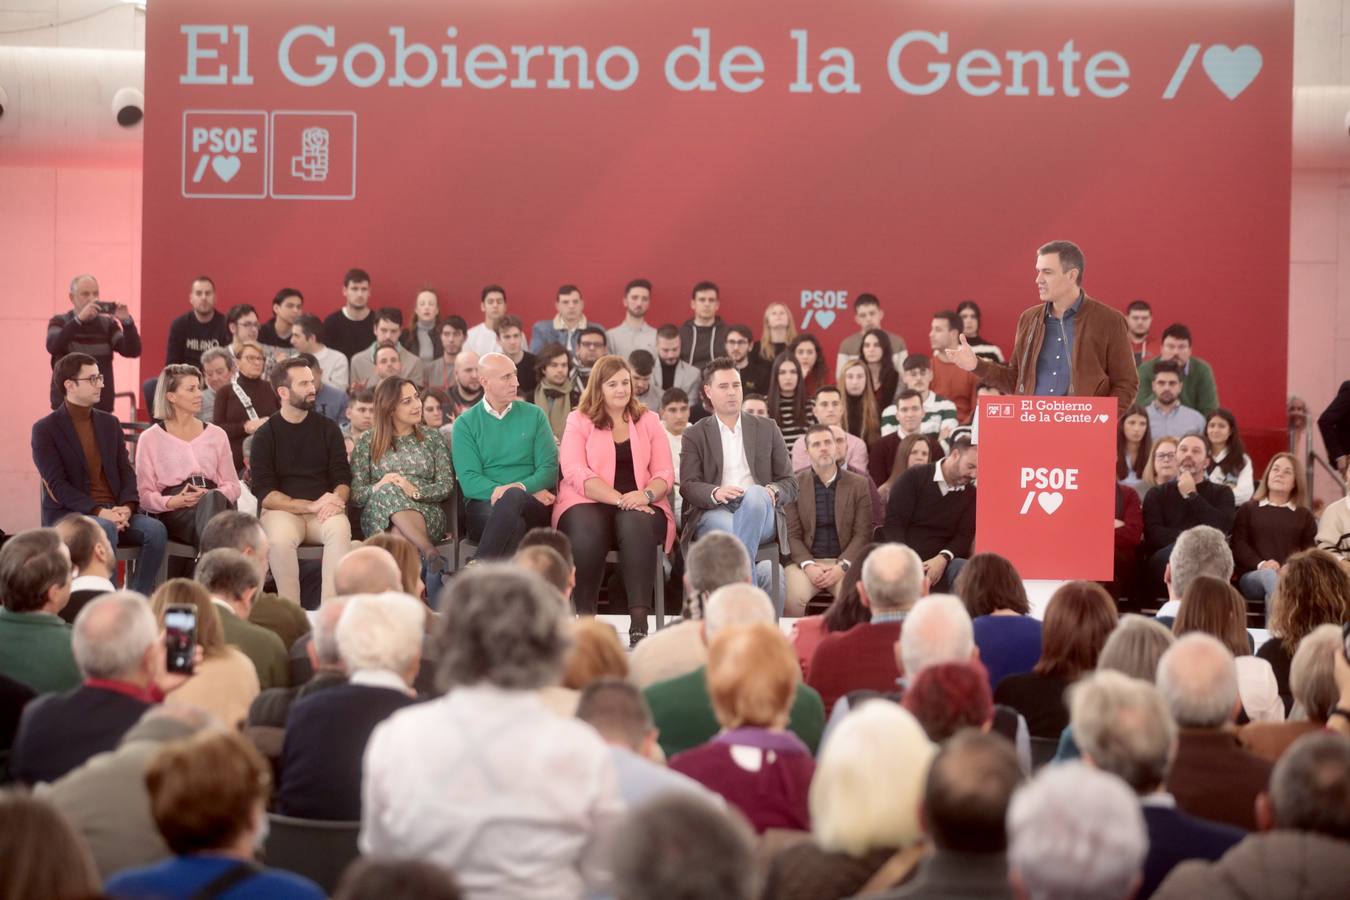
[1143,432,1236,598]
[251,358,353,608]
[145,275,232,412]
[47,274,141,412]
[881,433,978,591]
[322,267,375,361]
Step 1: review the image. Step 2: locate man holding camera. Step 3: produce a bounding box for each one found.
[47,274,141,413]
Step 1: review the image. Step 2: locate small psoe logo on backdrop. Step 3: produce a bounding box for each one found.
[182,110,268,199]
[292,128,330,181]
[270,111,357,200]
[1018,467,1079,517]
[800,290,848,330]
[985,402,1014,419]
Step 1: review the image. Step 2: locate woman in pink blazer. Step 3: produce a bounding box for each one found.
[555,355,675,644]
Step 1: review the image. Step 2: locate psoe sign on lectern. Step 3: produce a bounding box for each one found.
[974,396,1116,580]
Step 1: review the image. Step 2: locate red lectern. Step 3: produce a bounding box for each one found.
[974,396,1116,580]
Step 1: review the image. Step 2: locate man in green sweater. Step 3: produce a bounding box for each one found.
[452,352,560,560]
[645,583,825,758]
[1136,323,1219,414]
[0,528,82,694]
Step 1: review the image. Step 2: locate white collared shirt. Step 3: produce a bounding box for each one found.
[350,668,415,696]
[1258,498,1297,511]
[464,322,503,357]
[361,683,624,898]
[933,460,966,496]
[482,397,513,421]
[717,415,754,489]
[70,574,115,595]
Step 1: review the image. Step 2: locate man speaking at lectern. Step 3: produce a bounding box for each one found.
[940,240,1137,413]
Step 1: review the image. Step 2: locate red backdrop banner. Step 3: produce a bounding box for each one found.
[143,0,1293,427]
[975,395,1118,580]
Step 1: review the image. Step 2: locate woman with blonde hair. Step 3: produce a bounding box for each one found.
[351,376,455,572]
[213,339,278,471]
[763,701,935,899]
[137,363,240,546]
[149,578,259,729]
[840,358,881,446]
[1174,575,1283,723]
[756,301,798,362]
[541,619,631,717]
[1259,548,1350,712]
[1138,435,1180,497]
[555,354,674,644]
[363,532,426,601]
[670,623,814,832]
[1231,452,1316,607]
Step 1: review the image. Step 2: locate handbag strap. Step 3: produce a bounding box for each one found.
[187,860,261,900]
[230,378,259,420]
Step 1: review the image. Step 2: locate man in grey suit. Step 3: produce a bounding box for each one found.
[679,357,797,599]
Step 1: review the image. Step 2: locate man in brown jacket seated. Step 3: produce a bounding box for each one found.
[1157,633,1273,831]
[784,425,873,617]
[939,239,1138,414]
[1153,732,1350,900]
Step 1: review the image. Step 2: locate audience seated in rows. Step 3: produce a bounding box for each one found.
[788,543,876,680]
[1258,548,1350,713]
[955,552,1042,692]
[668,622,815,833]
[148,578,258,729]
[762,702,935,899]
[995,580,1118,739]
[1070,670,1244,899]
[195,548,289,690]
[11,592,184,784]
[1173,575,1283,723]
[360,566,623,897]
[38,705,213,880]
[1240,624,1342,762]
[278,592,423,821]
[1157,633,1273,830]
[0,527,81,694]
[1153,733,1350,899]
[106,729,324,899]
[199,511,311,649]
[646,584,824,759]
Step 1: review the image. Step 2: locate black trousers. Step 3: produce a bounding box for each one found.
[559,503,667,616]
[466,488,553,560]
[156,489,233,545]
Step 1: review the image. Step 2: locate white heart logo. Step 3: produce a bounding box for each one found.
[1036,491,1064,515]
[211,155,242,183]
[814,310,836,329]
[1201,45,1262,100]
[1096,414,1110,423]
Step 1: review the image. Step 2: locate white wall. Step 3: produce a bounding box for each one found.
[1292,0,1350,509]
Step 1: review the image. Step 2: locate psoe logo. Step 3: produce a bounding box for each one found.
[985,402,1014,419]
[1018,466,1078,517]
[800,290,848,331]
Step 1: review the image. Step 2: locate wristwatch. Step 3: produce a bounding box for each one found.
[643,489,655,503]
[938,550,955,562]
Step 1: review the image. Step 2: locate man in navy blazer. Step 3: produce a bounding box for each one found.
[32,353,166,595]
[1070,671,1244,899]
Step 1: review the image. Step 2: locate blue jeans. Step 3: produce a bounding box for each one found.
[95,513,168,596]
[695,485,778,565]
[1238,568,1279,618]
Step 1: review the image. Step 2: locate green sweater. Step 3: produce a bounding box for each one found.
[451,400,559,501]
[0,609,82,694]
[645,665,826,759]
[1136,356,1219,415]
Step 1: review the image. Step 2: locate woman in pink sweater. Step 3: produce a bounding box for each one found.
[555,355,674,646]
[136,364,241,545]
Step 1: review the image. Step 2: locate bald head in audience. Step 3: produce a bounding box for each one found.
[860,543,925,614]
[1157,632,1240,728]
[898,593,974,676]
[334,546,403,597]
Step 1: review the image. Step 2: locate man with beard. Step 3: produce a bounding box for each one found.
[1142,433,1236,598]
[1145,360,1206,440]
[447,349,484,415]
[250,357,353,605]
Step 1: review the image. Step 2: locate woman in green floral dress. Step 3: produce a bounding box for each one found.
[351,378,455,570]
